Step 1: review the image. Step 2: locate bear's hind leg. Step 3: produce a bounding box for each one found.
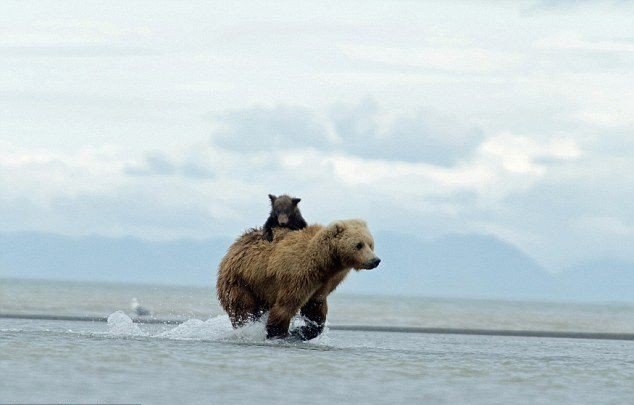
[266,302,299,339]
[224,283,262,329]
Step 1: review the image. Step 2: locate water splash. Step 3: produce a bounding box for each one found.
[105,311,327,344]
[107,310,148,336]
[105,311,267,341]
[157,315,266,341]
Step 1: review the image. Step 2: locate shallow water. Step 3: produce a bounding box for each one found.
[3,278,634,332]
[2,279,634,404]
[2,315,634,405]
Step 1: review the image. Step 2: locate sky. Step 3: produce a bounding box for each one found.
[1,0,633,273]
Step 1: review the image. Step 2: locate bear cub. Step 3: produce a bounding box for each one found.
[263,194,307,242]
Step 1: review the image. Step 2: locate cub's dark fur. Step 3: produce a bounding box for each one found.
[263,194,307,242]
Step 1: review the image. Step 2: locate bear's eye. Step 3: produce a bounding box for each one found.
[355,242,364,250]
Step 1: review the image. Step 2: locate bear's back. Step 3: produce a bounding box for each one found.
[218,225,321,283]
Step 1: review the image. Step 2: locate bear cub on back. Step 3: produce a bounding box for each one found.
[263,194,307,242]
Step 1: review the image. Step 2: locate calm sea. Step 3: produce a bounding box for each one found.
[1,278,633,404]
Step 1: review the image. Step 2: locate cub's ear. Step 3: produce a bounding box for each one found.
[291,197,301,205]
[268,194,277,204]
[327,220,346,236]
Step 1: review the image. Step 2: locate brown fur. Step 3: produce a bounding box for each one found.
[262,194,307,242]
[216,219,380,340]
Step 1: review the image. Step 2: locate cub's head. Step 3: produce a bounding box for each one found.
[269,194,302,226]
[327,219,381,270]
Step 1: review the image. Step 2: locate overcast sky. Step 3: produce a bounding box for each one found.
[1,0,633,271]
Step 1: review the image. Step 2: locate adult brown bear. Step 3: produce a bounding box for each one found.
[216,219,380,340]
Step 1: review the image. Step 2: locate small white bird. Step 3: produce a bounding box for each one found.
[130,297,152,316]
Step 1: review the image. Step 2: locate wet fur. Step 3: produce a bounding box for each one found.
[216,219,379,340]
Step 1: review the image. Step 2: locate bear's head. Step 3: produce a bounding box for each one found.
[327,219,381,270]
[269,194,302,226]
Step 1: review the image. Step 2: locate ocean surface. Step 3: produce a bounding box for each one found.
[1,278,634,404]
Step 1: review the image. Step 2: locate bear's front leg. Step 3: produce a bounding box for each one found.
[291,299,328,341]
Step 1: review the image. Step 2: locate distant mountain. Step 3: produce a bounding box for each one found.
[340,232,555,300]
[555,259,634,302]
[1,231,633,302]
[0,232,231,286]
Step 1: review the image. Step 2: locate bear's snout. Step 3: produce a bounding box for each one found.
[357,256,381,270]
[367,257,381,269]
[277,214,289,225]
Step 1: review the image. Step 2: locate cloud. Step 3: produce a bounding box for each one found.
[181,162,215,179]
[0,1,633,276]
[0,125,582,244]
[0,142,126,199]
[526,0,624,12]
[0,45,157,57]
[124,152,214,180]
[0,93,624,274]
[0,143,241,239]
[0,19,151,47]
[330,99,484,166]
[276,133,581,205]
[573,216,634,237]
[211,99,484,166]
[0,18,155,58]
[337,44,524,74]
[535,34,634,53]
[569,108,634,129]
[479,134,581,175]
[125,153,176,176]
[478,145,634,268]
[211,105,332,152]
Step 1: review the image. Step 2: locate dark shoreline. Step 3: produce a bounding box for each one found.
[2,313,634,342]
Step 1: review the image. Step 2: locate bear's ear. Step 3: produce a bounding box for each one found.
[291,198,301,206]
[351,218,367,227]
[268,194,277,204]
[327,220,346,236]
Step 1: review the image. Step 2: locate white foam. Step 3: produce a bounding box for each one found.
[157,315,260,341]
[107,310,148,336]
[105,311,327,343]
[290,316,332,345]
